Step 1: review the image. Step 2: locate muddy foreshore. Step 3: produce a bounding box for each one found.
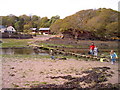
[2,56,119,89]
[1,36,119,89]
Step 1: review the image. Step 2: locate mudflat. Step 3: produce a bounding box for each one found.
[2,57,118,88]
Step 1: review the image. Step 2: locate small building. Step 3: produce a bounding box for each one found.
[0,25,16,33]
[30,28,37,34]
[6,26,16,33]
[39,28,50,35]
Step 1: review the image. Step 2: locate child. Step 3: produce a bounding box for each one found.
[110,50,118,64]
[94,46,98,57]
[50,49,55,60]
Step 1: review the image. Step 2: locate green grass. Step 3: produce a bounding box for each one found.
[1,54,51,59]
[1,39,32,48]
[38,43,75,48]
[24,81,48,87]
[1,54,82,61]
[12,83,19,88]
[40,82,47,84]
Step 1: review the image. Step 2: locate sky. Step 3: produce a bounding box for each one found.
[0,0,119,19]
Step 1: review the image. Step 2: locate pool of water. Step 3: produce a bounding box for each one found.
[0,48,49,55]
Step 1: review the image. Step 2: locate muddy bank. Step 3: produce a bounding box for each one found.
[39,37,118,49]
[2,57,119,88]
[31,67,119,89]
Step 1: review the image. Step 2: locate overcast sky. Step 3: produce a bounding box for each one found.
[0,0,119,19]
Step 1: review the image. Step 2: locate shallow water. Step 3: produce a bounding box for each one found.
[0,48,49,55]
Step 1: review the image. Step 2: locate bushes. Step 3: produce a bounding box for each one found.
[1,33,33,39]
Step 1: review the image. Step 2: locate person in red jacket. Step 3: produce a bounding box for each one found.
[89,42,95,55]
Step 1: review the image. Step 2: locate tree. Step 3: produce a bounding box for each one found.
[38,17,49,28]
[50,19,63,34]
[2,15,18,26]
[19,14,31,24]
[49,15,60,24]
[105,22,118,37]
[31,15,40,21]
[23,24,32,34]
[23,22,32,30]
[14,21,21,31]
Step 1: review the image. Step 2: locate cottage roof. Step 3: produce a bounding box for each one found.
[30,28,37,30]
[39,28,50,30]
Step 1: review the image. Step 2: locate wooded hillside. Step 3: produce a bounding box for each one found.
[0,15,60,33]
[50,8,119,40]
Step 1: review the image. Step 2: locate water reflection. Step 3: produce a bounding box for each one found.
[0,48,49,55]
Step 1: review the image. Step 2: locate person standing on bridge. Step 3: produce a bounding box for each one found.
[94,46,98,57]
[89,42,95,56]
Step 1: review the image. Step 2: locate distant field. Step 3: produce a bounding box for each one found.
[0,35,53,48]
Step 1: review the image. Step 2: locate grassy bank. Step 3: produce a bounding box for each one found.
[1,54,51,59]
[1,39,32,48]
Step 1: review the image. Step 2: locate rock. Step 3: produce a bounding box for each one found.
[9,73,15,76]
[58,57,67,60]
[10,67,15,69]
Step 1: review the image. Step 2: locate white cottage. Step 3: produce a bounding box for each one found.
[6,26,16,33]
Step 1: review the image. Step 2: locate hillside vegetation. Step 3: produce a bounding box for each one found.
[1,15,60,33]
[50,8,119,40]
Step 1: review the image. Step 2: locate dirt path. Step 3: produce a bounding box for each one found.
[2,57,118,88]
[28,35,56,44]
